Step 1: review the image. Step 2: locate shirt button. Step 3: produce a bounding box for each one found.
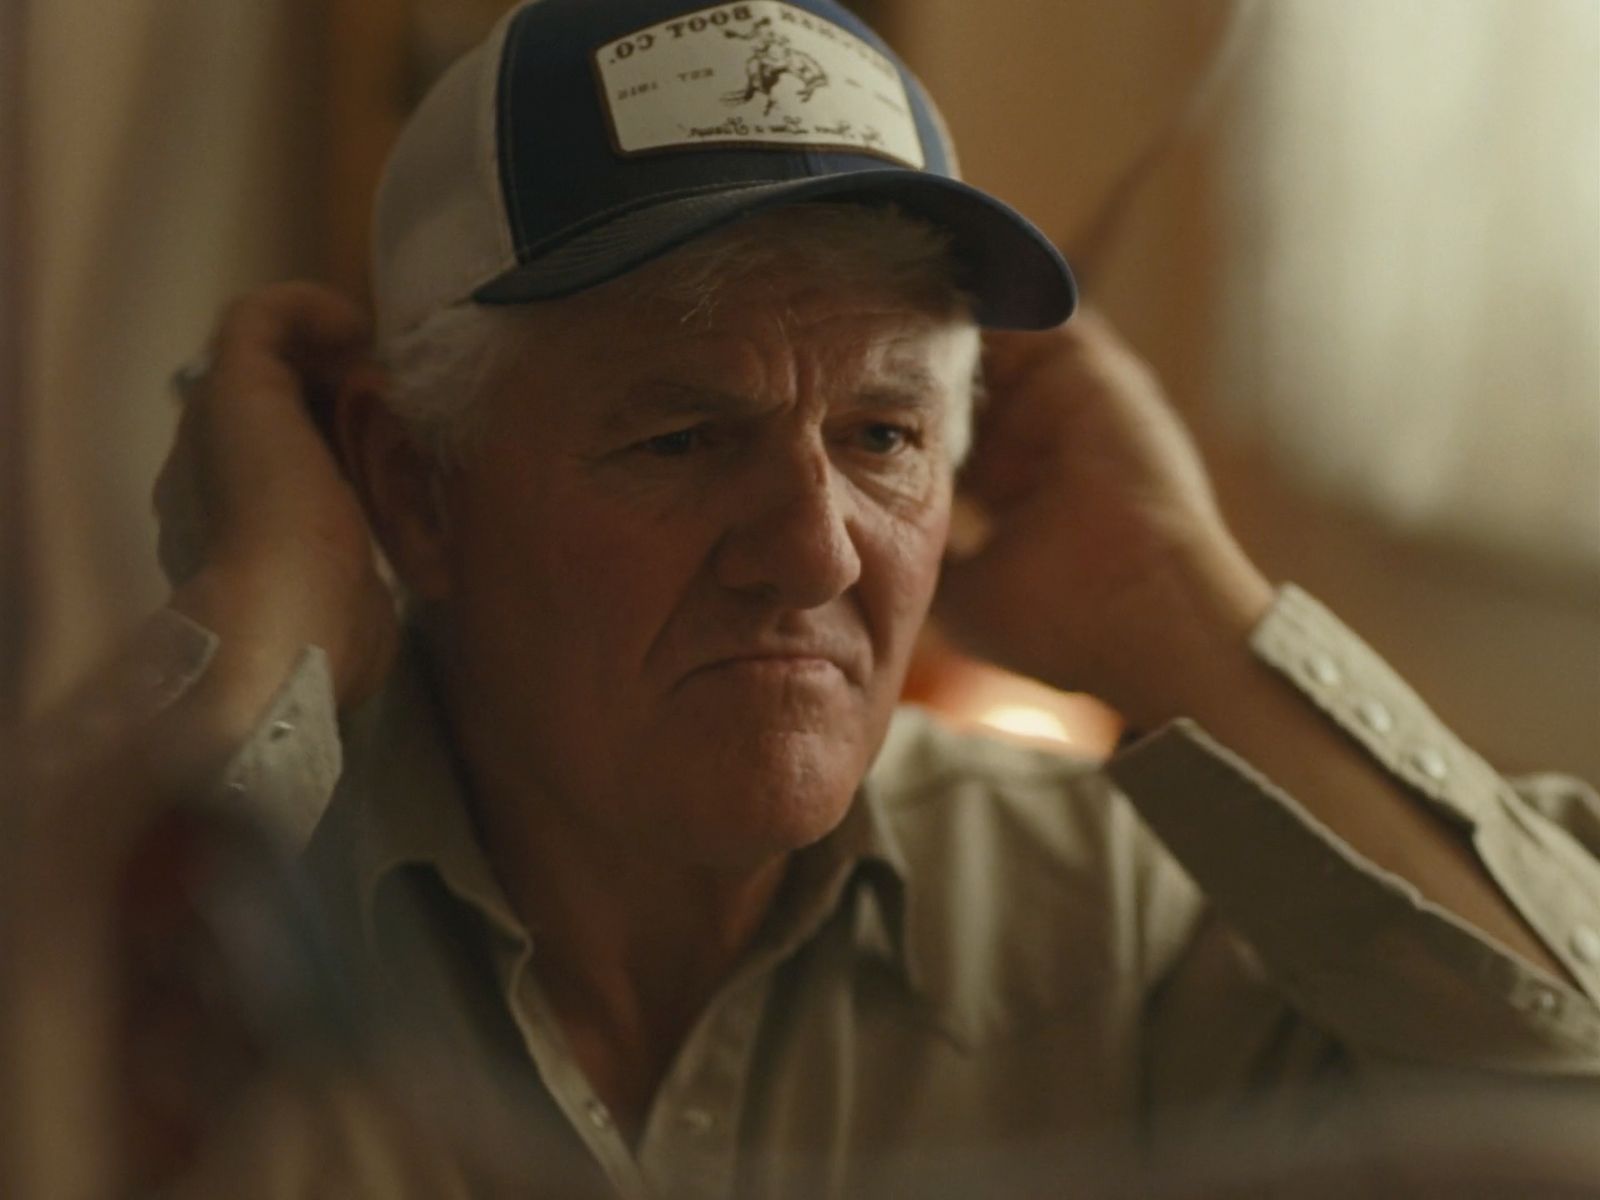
[1306,654,1342,687]
[1528,987,1561,1017]
[585,1099,612,1131]
[1571,926,1600,966]
[1356,699,1394,735]
[680,1107,715,1135]
[1410,747,1449,782]
[269,719,295,741]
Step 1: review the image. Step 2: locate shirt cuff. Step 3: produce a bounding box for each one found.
[1107,585,1600,1072]
[204,644,342,851]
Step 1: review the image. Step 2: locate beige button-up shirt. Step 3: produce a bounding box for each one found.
[155,587,1600,1195]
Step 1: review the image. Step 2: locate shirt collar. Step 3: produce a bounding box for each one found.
[329,630,525,949]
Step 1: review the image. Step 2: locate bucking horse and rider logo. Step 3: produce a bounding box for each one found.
[722,18,829,115]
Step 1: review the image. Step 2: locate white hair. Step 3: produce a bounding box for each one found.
[379,203,979,464]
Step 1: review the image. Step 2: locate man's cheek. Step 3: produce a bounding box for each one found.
[897,510,953,608]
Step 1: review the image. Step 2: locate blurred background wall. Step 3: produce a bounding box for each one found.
[4,0,1596,777]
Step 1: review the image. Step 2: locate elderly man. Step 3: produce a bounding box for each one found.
[14,0,1597,1194]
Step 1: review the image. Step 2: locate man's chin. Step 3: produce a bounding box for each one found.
[648,743,866,870]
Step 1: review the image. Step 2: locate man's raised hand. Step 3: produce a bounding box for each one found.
[935,310,1273,724]
[155,282,396,709]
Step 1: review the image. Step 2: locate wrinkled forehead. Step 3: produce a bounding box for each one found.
[523,271,980,393]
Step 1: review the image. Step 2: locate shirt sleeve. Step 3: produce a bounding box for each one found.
[15,608,343,851]
[1105,585,1600,1075]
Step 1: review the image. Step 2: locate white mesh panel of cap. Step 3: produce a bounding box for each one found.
[371,9,519,344]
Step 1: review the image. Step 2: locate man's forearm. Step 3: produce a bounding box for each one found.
[1100,550,1579,990]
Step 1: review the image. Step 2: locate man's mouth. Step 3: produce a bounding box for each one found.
[701,654,840,676]
[715,654,838,670]
[684,647,859,689]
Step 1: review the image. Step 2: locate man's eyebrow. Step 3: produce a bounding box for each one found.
[597,382,757,434]
[857,366,945,402]
[852,364,959,413]
[599,368,953,433]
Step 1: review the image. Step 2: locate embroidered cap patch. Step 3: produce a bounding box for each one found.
[594,1,926,168]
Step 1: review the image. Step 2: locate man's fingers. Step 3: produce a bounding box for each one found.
[979,327,1058,391]
[154,281,378,584]
[180,282,373,430]
[207,283,373,425]
[212,282,370,367]
[979,314,1097,393]
[956,356,1061,514]
[980,309,1126,395]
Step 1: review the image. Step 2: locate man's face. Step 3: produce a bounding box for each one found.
[431,254,978,870]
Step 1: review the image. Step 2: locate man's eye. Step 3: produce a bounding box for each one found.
[640,427,702,457]
[855,423,918,455]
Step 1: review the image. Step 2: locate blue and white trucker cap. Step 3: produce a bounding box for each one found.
[372,0,1077,343]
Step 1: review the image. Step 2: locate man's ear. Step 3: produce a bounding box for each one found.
[334,365,454,601]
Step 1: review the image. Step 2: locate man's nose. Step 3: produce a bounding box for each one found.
[713,442,862,607]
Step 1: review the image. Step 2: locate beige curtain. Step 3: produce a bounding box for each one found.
[2,2,27,724]
[1217,0,1600,574]
[15,0,325,710]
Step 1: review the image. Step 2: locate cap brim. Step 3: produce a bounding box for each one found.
[470,172,1076,330]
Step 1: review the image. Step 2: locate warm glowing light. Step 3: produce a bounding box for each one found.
[976,704,1073,745]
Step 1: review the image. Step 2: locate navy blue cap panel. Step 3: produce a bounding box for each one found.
[495,0,944,257]
[472,0,1076,329]
[473,171,1077,329]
